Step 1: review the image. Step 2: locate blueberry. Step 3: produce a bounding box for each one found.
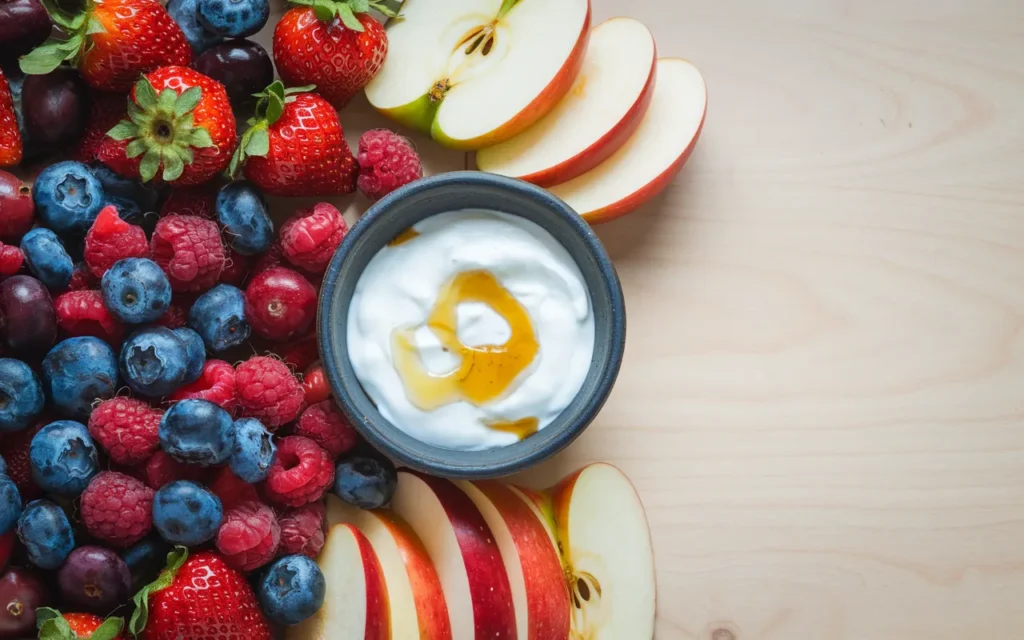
[229,418,274,482]
[332,451,397,509]
[87,163,161,213]
[41,337,118,420]
[216,182,273,255]
[32,161,105,234]
[188,284,251,351]
[0,475,21,535]
[29,420,98,495]
[16,499,74,569]
[198,0,269,38]
[173,327,206,384]
[119,326,188,398]
[159,399,234,466]
[0,358,44,432]
[152,480,222,546]
[257,555,325,626]
[167,0,224,54]
[121,535,171,592]
[101,258,172,324]
[20,228,73,290]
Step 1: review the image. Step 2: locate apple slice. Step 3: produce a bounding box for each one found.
[327,497,453,640]
[287,523,390,640]
[548,463,656,639]
[457,480,570,640]
[391,470,517,640]
[476,17,657,187]
[549,58,708,224]
[365,0,590,150]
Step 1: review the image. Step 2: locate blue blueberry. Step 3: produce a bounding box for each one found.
[20,228,73,290]
[0,358,44,432]
[257,555,325,626]
[41,337,118,420]
[32,161,105,234]
[0,475,21,535]
[16,499,75,569]
[119,326,189,398]
[332,452,397,509]
[188,284,251,351]
[173,327,206,384]
[87,163,161,213]
[229,418,274,483]
[121,535,172,592]
[152,480,222,546]
[198,0,269,38]
[167,0,224,54]
[101,258,172,324]
[216,182,273,255]
[159,399,234,466]
[29,420,99,495]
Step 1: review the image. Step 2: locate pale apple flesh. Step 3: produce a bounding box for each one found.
[365,0,591,149]
[457,480,570,640]
[391,470,517,640]
[327,496,453,640]
[549,58,708,224]
[287,523,391,640]
[476,17,657,187]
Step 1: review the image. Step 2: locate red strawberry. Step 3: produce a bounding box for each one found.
[70,93,128,164]
[233,82,358,196]
[130,548,271,640]
[0,69,22,168]
[36,607,125,639]
[19,0,191,93]
[98,66,236,185]
[273,1,393,109]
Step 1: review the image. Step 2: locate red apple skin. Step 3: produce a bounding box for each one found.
[471,481,570,640]
[349,524,391,640]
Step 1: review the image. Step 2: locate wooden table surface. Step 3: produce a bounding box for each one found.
[255,1,1024,637]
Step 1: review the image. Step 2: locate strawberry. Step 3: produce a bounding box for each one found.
[98,66,237,185]
[129,547,271,640]
[70,93,128,164]
[19,0,191,93]
[36,607,125,639]
[232,82,358,196]
[273,0,395,109]
[0,69,22,168]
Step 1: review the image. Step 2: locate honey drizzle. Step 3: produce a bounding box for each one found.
[388,227,420,246]
[482,416,539,440]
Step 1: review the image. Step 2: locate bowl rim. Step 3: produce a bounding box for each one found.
[317,171,625,478]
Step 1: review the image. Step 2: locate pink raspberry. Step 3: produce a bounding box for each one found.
[83,205,149,278]
[55,289,125,345]
[88,397,161,465]
[215,501,281,572]
[279,203,347,273]
[151,214,225,292]
[0,243,22,276]
[168,359,236,413]
[142,450,209,490]
[160,186,217,219]
[357,129,423,202]
[278,502,326,558]
[208,465,260,511]
[263,436,334,508]
[0,423,43,500]
[235,356,305,428]
[294,400,358,458]
[279,336,319,372]
[80,471,154,547]
[67,263,96,291]
[153,300,188,329]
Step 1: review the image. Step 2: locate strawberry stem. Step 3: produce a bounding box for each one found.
[228,81,315,178]
[128,546,188,637]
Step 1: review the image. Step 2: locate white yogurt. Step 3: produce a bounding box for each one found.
[346,209,595,451]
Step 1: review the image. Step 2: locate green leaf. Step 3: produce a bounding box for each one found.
[313,0,335,23]
[369,0,398,17]
[348,0,369,12]
[125,139,148,158]
[127,103,148,126]
[337,3,364,30]
[174,86,202,116]
[39,0,79,30]
[174,113,195,138]
[245,128,270,157]
[189,127,214,149]
[139,148,161,182]
[157,88,178,113]
[162,150,185,182]
[129,547,188,637]
[86,17,106,34]
[228,144,245,179]
[265,92,284,125]
[134,77,159,110]
[88,617,125,640]
[18,37,80,75]
[267,80,286,101]
[283,84,316,95]
[106,120,137,141]
[179,146,194,164]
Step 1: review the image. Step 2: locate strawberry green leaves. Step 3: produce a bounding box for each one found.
[228,81,314,177]
[129,546,189,637]
[291,0,396,31]
[36,607,124,640]
[18,0,99,75]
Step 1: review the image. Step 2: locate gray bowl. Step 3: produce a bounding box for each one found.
[318,172,625,479]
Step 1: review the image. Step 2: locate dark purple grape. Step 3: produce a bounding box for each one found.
[193,39,274,106]
[0,276,57,355]
[21,69,91,148]
[0,567,48,637]
[121,536,170,593]
[57,546,131,613]
[0,0,50,61]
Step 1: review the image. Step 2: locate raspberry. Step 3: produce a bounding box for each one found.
[142,450,209,490]
[67,263,96,291]
[83,205,150,278]
[208,465,260,511]
[294,400,358,458]
[220,248,252,287]
[168,359,236,413]
[88,397,161,465]
[279,203,347,273]
[153,300,188,329]
[0,423,42,500]
[235,356,305,428]
[278,502,326,558]
[151,215,226,292]
[279,336,319,372]
[215,501,281,572]
[263,436,334,507]
[357,129,424,202]
[0,243,22,276]
[80,471,154,547]
[301,361,331,405]
[244,267,318,342]
[160,186,217,219]
[55,289,125,345]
